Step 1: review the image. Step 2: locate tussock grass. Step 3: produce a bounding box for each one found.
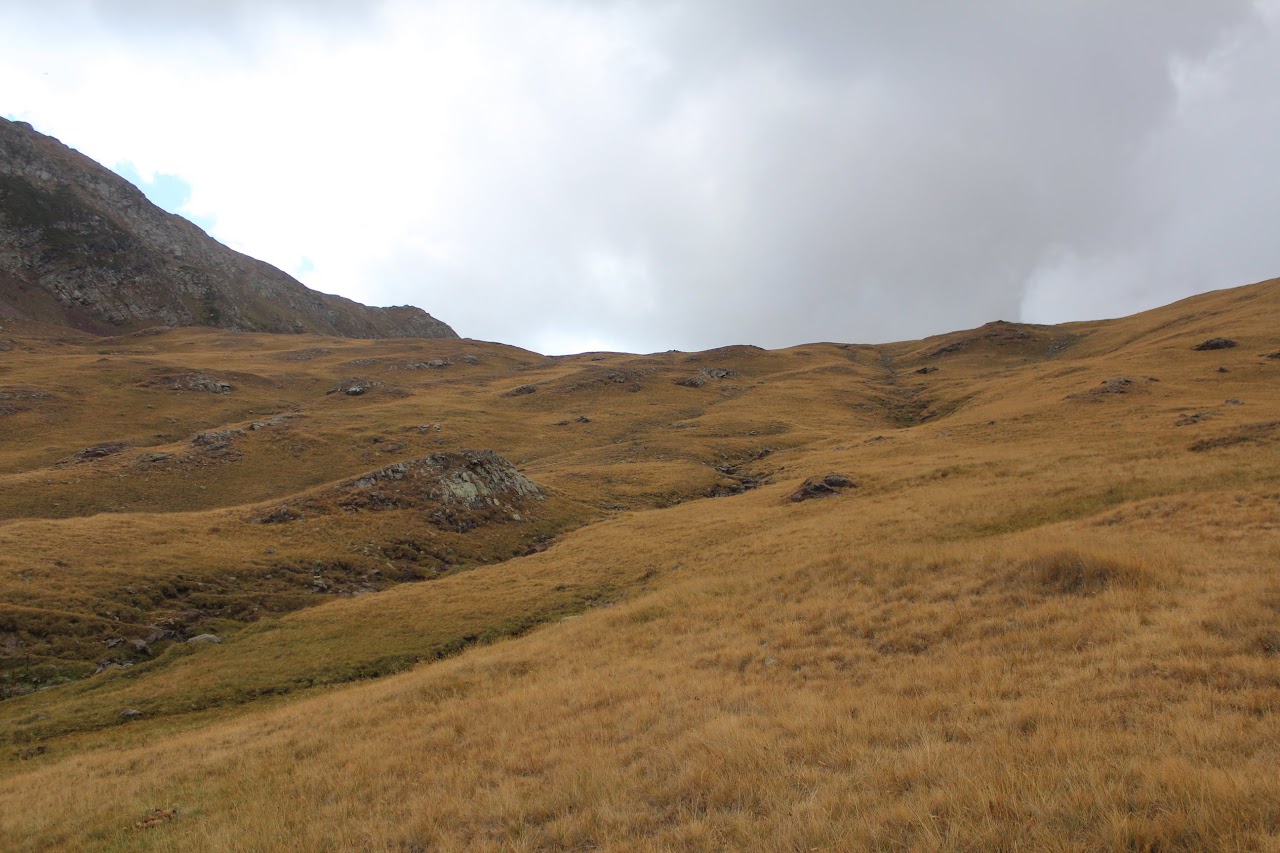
[1023,548,1154,595]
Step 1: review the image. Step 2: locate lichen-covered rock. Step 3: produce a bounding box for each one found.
[255,451,543,533]
[345,450,542,509]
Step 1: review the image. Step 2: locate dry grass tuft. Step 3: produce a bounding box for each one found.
[1023,548,1154,595]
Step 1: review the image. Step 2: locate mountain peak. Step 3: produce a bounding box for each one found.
[0,117,457,339]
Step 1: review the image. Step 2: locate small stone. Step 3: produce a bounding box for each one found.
[186,634,222,644]
[120,708,143,719]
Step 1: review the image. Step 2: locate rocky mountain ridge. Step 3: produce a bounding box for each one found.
[0,117,457,339]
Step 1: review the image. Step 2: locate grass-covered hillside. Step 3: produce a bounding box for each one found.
[1,277,1278,851]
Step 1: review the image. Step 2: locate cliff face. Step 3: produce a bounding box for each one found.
[0,118,457,339]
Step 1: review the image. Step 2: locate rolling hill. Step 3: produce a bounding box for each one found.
[0,278,1277,850]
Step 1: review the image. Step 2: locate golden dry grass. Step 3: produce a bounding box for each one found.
[0,277,1278,850]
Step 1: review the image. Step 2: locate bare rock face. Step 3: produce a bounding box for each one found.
[0,117,458,339]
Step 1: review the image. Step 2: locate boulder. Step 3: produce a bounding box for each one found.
[790,473,857,502]
[675,367,736,387]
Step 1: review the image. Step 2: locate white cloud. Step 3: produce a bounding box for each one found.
[3,1,1278,353]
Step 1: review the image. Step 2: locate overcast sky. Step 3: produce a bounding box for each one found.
[3,1,1279,354]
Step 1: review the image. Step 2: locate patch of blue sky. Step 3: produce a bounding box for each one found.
[294,257,316,278]
[111,161,218,232]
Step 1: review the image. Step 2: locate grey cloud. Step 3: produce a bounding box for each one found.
[9,0,1277,352]
[31,0,382,45]
[371,1,1274,350]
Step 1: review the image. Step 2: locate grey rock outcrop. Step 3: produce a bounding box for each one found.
[139,372,232,393]
[344,450,542,510]
[326,377,382,396]
[790,473,857,502]
[0,118,458,339]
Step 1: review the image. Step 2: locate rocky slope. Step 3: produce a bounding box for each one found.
[0,117,457,339]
